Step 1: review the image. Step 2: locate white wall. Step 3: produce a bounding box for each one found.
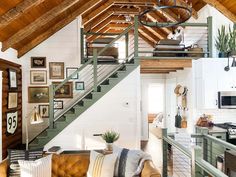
[44,67,141,150]
[140,74,165,140]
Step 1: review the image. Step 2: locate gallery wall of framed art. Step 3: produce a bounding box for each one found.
[0,58,22,159]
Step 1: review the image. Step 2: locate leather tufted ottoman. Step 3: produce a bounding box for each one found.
[0,152,161,177]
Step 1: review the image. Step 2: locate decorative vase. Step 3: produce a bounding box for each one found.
[218,52,226,58]
[106,143,113,151]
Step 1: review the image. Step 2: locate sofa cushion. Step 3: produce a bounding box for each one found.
[87,150,117,177]
[52,153,90,177]
[18,155,52,177]
[8,149,43,177]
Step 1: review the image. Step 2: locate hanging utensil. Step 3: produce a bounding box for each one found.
[181,108,187,128]
[175,107,182,128]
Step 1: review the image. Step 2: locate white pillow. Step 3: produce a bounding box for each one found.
[18,155,52,177]
[87,150,117,177]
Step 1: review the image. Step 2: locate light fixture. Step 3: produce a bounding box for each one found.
[125,15,132,22]
[26,106,43,150]
[139,0,192,28]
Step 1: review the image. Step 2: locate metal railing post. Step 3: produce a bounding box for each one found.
[192,146,203,177]
[81,28,84,64]
[93,49,98,92]
[162,128,168,177]
[125,33,129,58]
[49,85,54,129]
[134,16,139,59]
[207,16,213,58]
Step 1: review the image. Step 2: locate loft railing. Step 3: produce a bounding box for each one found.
[48,22,136,128]
[161,128,236,177]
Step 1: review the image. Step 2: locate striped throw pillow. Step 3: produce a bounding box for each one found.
[8,149,43,177]
[87,151,117,177]
[18,155,52,177]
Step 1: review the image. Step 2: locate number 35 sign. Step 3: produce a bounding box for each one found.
[7,111,18,134]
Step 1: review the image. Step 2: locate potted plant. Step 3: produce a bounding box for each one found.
[228,25,236,55]
[215,25,229,58]
[101,130,119,151]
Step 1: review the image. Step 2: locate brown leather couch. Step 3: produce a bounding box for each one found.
[0,153,161,177]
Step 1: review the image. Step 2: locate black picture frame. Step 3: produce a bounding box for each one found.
[8,69,18,90]
[31,57,46,68]
[66,67,79,79]
[54,100,63,109]
[75,81,85,90]
[38,105,50,118]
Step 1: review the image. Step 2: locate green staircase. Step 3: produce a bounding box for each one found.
[29,60,138,149]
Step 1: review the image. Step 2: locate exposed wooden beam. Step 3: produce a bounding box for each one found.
[141,59,192,68]
[17,0,101,58]
[82,0,114,25]
[141,70,171,74]
[2,0,102,52]
[202,0,236,22]
[139,33,155,47]
[111,7,139,15]
[108,23,131,29]
[177,0,198,19]
[138,27,159,43]
[0,0,46,30]
[86,26,110,42]
[84,10,114,32]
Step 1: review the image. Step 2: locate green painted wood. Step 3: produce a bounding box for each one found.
[192,146,203,177]
[162,128,168,177]
[207,16,213,57]
[93,49,98,92]
[125,33,129,58]
[49,85,54,129]
[134,16,139,58]
[81,28,84,63]
[142,22,208,27]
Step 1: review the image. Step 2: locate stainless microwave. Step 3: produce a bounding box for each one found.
[218,91,236,109]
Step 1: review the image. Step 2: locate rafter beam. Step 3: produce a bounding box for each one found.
[17,0,101,58]
[2,0,102,52]
[202,0,236,22]
[139,33,155,47]
[111,6,140,15]
[0,0,46,30]
[82,0,114,25]
[141,59,192,69]
[139,27,159,43]
[86,26,110,42]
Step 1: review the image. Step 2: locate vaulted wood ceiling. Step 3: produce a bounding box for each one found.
[0,0,235,58]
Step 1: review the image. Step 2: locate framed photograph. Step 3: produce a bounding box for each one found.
[7,111,18,135]
[49,62,64,79]
[75,81,85,90]
[28,87,49,103]
[31,57,46,68]
[30,70,47,85]
[9,69,17,89]
[54,100,63,109]
[66,67,78,79]
[53,82,73,98]
[8,92,18,109]
[39,105,49,118]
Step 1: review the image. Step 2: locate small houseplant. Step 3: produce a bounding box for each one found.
[101,130,119,151]
[228,25,236,55]
[215,25,229,58]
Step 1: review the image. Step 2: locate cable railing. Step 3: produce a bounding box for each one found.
[161,128,235,177]
[48,23,136,129]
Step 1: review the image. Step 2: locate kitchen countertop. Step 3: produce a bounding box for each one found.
[196,126,227,133]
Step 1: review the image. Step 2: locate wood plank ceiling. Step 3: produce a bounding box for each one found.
[0,0,234,61]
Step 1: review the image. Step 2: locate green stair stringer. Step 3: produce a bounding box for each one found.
[29,61,139,149]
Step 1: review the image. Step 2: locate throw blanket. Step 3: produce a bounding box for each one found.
[114,147,152,177]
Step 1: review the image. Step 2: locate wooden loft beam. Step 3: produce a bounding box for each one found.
[143,26,165,40]
[86,26,110,42]
[108,23,130,29]
[84,11,114,32]
[202,0,236,22]
[17,0,101,58]
[2,0,102,52]
[82,0,114,26]
[114,0,154,4]
[0,0,46,30]
[139,27,159,43]
[106,29,124,34]
[111,7,139,15]
[140,59,192,68]
[139,33,155,47]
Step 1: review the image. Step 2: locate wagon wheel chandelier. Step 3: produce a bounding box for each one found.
[139,0,192,28]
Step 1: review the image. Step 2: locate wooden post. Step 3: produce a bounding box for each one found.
[93,49,98,92]
[192,146,203,177]
[162,128,168,177]
[80,28,84,64]
[125,33,129,58]
[134,16,139,59]
[207,16,213,58]
[49,85,54,129]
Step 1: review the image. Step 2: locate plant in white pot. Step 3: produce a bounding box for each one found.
[101,130,119,151]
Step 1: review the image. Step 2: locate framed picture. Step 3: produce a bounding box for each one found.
[30,70,47,85]
[7,111,18,134]
[31,57,46,68]
[53,82,73,98]
[66,67,78,79]
[9,69,17,89]
[28,87,49,103]
[39,105,49,118]
[54,100,63,109]
[8,92,18,109]
[49,62,64,79]
[75,81,85,90]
